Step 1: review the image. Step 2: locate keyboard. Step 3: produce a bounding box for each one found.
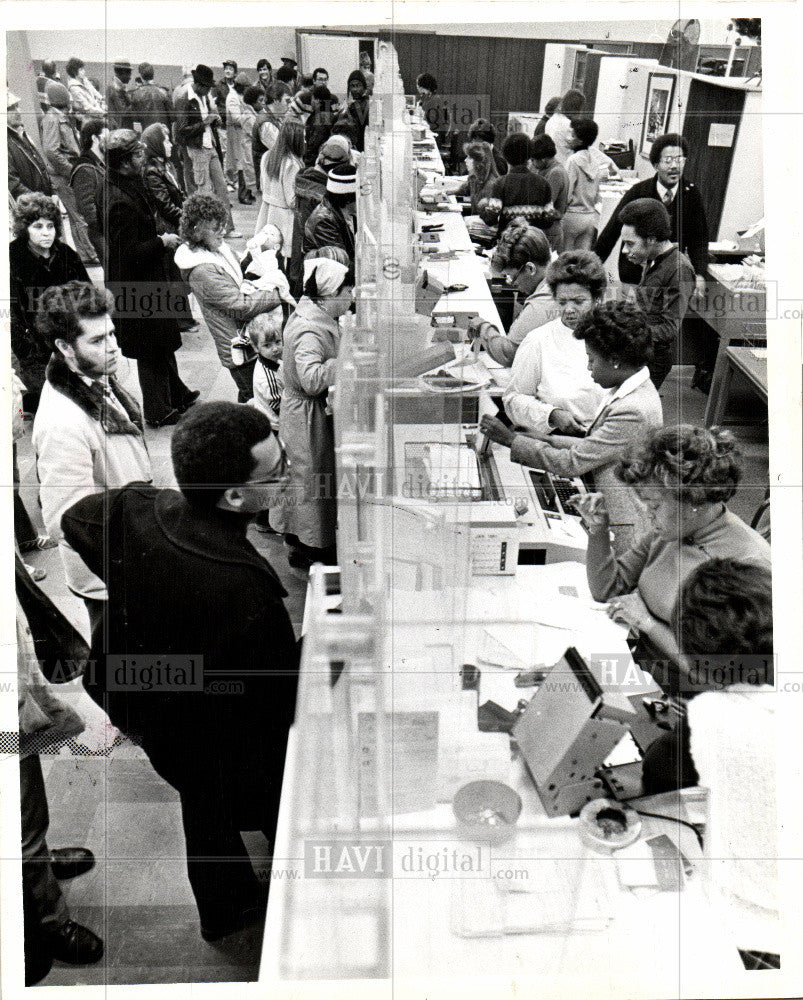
[528,470,584,516]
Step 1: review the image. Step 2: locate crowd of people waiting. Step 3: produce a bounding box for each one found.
[8,62,776,981]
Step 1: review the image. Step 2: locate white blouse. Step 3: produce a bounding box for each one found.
[503,316,605,434]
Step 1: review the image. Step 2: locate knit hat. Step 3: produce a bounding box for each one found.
[288,89,313,118]
[45,81,70,110]
[319,135,351,165]
[141,123,169,159]
[303,256,349,296]
[192,64,215,88]
[326,162,357,195]
[106,129,144,156]
[113,60,132,72]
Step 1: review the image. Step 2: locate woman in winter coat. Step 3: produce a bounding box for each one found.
[175,192,289,401]
[9,192,89,410]
[257,120,305,258]
[141,123,194,329]
[279,253,354,569]
[69,119,107,262]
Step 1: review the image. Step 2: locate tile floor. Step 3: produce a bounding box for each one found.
[14,196,770,985]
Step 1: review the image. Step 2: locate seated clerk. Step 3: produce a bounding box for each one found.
[453,140,500,216]
[619,198,695,390]
[478,132,560,244]
[672,558,779,968]
[502,250,608,435]
[594,132,709,290]
[481,301,662,552]
[471,221,555,367]
[573,424,771,682]
[528,133,568,252]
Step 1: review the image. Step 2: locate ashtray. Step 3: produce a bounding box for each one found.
[452,780,522,843]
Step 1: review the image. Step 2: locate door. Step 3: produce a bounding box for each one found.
[681,78,745,238]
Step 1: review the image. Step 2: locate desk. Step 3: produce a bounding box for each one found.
[693,264,767,427]
[705,346,768,427]
[261,564,747,995]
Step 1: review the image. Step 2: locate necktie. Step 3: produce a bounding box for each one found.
[663,187,675,207]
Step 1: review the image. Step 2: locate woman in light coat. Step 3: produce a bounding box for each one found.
[175,193,287,401]
[258,120,305,256]
[279,254,354,569]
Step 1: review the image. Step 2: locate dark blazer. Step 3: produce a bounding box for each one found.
[594,173,710,283]
[97,169,181,359]
[62,484,299,810]
[8,127,53,198]
[9,236,89,394]
[143,158,185,232]
[174,90,222,154]
[106,77,134,130]
[303,196,355,260]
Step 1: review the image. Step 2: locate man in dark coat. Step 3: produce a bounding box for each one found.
[303,162,356,262]
[97,129,197,426]
[129,62,172,130]
[105,60,134,129]
[62,402,299,942]
[594,132,709,286]
[7,91,53,199]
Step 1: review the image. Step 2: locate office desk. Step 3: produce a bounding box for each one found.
[692,264,767,426]
[705,346,768,427]
[260,564,746,996]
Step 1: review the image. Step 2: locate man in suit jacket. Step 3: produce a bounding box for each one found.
[619,198,696,389]
[62,402,299,942]
[595,132,709,288]
[7,92,53,199]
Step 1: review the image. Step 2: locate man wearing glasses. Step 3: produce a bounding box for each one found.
[62,402,298,943]
[595,132,709,292]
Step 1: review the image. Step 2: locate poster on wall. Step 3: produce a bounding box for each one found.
[640,71,676,155]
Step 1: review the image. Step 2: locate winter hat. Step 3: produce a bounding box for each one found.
[326,162,357,196]
[347,70,367,90]
[303,256,349,296]
[319,134,351,165]
[45,81,70,110]
[191,64,215,88]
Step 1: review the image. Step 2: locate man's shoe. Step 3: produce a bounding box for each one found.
[225,230,243,239]
[47,920,104,964]
[146,408,182,429]
[25,563,47,582]
[50,847,95,880]
[179,390,201,412]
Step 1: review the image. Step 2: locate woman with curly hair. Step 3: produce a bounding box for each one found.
[572,424,771,681]
[454,140,500,216]
[9,192,89,409]
[502,250,607,434]
[470,221,554,367]
[481,300,662,550]
[175,193,290,400]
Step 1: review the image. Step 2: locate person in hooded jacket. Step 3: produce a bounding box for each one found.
[176,192,289,401]
[279,252,354,569]
[303,162,356,262]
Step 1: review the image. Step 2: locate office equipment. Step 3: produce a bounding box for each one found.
[512,647,665,817]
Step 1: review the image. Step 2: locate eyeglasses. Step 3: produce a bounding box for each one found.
[245,451,290,485]
[659,155,686,166]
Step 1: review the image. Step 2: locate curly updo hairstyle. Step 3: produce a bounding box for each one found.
[179,193,229,248]
[545,249,607,299]
[13,192,63,240]
[616,424,742,505]
[572,300,652,369]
